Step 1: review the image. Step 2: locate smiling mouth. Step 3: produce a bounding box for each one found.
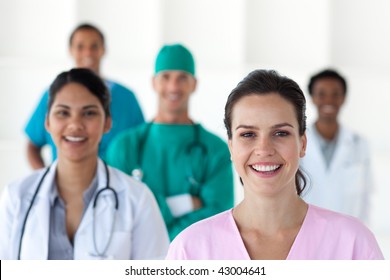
[64,136,86,142]
[251,164,282,173]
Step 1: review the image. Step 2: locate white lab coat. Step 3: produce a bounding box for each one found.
[0,159,169,260]
[300,124,373,224]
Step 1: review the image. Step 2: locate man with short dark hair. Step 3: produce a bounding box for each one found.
[25,23,144,168]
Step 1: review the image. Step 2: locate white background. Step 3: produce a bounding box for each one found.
[0,0,389,258]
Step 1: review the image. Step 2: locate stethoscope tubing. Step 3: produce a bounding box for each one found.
[17,161,117,260]
[92,162,119,258]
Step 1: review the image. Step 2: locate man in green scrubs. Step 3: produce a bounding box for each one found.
[107,44,234,240]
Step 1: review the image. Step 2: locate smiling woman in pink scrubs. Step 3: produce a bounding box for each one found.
[166,69,384,260]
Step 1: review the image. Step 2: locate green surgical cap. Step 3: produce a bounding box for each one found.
[154,44,195,76]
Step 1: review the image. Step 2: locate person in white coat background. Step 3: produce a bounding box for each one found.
[300,69,373,225]
[0,68,169,260]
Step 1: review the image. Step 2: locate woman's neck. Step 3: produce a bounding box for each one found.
[55,157,98,202]
[315,120,339,141]
[233,193,308,236]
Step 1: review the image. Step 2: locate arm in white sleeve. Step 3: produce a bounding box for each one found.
[166,194,193,218]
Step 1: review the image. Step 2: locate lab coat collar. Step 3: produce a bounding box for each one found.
[309,123,355,145]
[20,158,119,259]
[35,158,121,199]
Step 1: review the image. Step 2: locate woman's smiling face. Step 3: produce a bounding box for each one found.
[228,93,306,197]
[45,82,111,163]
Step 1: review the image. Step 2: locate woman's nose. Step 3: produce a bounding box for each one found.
[254,137,275,157]
[68,115,84,130]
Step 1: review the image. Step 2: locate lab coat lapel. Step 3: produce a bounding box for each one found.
[328,126,353,174]
[77,160,115,233]
[20,163,57,260]
[306,125,327,172]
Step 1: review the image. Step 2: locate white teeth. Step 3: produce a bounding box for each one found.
[65,136,85,142]
[251,164,280,172]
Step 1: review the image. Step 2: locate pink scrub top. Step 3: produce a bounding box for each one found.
[166,204,384,260]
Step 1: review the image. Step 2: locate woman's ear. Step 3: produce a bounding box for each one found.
[44,115,50,133]
[228,139,233,161]
[299,132,307,158]
[104,116,112,134]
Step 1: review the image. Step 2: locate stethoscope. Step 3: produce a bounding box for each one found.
[131,122,208,189]
[17,161,118,260]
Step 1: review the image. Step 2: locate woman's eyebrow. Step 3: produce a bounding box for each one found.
[82,105,99,110]
[54,104,70,109]
[235,124,257,131]
[235,123,294,130]
[271,123,294,129]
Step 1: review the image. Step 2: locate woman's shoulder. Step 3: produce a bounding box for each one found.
[308,204,373,235]
[174,209,234,240]
[305,204,384,259]
[167,209,248,260]
[5,168,50,198]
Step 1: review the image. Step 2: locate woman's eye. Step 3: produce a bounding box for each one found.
[275,131,289,137]
[84,110,98,117]
[55,110,69,117]
[240,132,255,138]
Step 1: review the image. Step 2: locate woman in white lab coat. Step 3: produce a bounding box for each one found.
[0,68,169,259]
[300,69,373,224]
